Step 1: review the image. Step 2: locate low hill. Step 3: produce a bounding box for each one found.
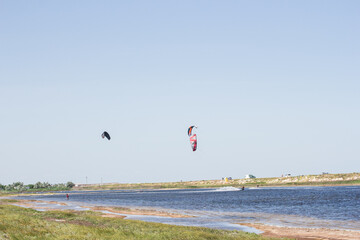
[73,172,360,190]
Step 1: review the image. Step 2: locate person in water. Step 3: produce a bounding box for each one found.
[241,186,245,191]
[66,193,69,200]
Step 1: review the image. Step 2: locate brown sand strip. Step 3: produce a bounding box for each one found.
[11,199,191,218]
[90,206,192,218]
[240,223,360,240]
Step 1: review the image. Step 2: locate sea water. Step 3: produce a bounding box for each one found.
[14,186,360,231]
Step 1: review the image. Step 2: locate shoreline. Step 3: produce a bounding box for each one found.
[73,182,360,191]
[2,173,360,195]
[0,200,270,240]
[67,172,360,191]
[9,182,360,195]
[11,199,193,219]
[239,223,360,240]
[8,197,360,239]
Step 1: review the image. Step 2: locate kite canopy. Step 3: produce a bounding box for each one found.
[187,126,197,136]
[188,126,198,151]
[101,131,111,140]
[189,134,197,151]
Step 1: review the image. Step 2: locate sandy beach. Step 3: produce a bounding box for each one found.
[90,206,192,218]
[13,199,192,218]
[240,223,360,240]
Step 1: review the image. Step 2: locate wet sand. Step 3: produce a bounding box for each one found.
[240,223,360,240]
[90,206,192,218]
[12,199,191,218]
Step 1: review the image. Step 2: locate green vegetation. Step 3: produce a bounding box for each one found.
[0,181,75,193]
[74,172,360,191]
[0,200,284,240]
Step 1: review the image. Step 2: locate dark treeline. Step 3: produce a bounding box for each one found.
[0,181,75,192]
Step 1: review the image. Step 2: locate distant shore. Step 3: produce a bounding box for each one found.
[74,172,360,191]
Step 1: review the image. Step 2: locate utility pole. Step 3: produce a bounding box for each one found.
[86,176,88,184]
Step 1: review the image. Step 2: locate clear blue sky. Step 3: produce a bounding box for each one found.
[1,1,359,184]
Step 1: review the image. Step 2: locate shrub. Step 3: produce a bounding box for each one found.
[66,182,75,188]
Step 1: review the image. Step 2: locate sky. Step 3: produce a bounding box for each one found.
[1,1,359,185]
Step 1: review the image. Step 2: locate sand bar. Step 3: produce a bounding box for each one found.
[12,199,192,218]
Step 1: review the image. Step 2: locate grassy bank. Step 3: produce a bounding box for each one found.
[0,199,283,240]
[74,172,360,190]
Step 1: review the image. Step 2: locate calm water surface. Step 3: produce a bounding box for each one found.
[15,186,360,231]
